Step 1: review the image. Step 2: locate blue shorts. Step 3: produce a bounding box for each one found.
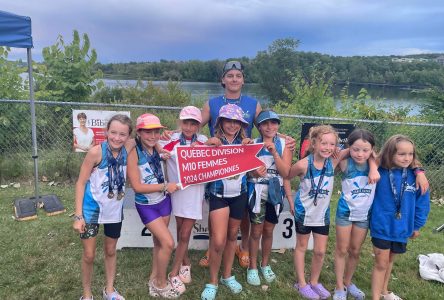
[335,215,369,229]
[136,195,172,225]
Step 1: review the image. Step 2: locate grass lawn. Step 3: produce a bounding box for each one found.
[1,184,444,299]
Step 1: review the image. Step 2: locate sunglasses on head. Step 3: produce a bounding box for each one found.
[223,61,243,72]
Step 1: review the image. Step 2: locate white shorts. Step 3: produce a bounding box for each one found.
[170,184,205,220]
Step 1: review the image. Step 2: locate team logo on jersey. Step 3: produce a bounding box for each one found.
[405,183,416,193]
[101,180,109,193]
[308,181,330,198]
[350,181,372,198]
[101,171,111,193]
[143,167,155,183]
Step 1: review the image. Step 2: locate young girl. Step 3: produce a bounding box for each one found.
[201,103,249,300]
[333,129,378,300]
[288,125,343,300]
[160,106,208,295]
[73,114,133,300]
[370,135,430,300]
[127,113,181,299]
[246,110,292,286]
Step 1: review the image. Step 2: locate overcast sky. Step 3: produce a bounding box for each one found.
[2,0,444,63]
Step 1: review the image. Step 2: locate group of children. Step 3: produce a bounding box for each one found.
[73,103,430,300]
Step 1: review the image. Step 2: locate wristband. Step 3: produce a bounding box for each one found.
[414,167,425,175]
[73,215,83,221]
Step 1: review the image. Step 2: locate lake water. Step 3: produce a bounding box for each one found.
[102,79,427,116]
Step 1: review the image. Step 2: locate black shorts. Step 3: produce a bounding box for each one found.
[209,193,248,220]
[80,222,122,240]
[295,221,330,236]
[371,237,407,254]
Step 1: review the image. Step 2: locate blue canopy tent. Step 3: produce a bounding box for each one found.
[1,11,65,219]
[0,10,40,209]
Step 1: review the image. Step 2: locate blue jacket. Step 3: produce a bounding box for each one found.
[370,167,430,243]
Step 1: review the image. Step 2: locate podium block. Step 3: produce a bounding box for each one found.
[117,189,312,250]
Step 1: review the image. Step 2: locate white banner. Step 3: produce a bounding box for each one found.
[72,109,130,152]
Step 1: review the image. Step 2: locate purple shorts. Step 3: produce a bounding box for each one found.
[135,195,172,225]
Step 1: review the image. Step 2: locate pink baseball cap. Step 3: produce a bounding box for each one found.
[179,106,202,123]
[136,113,166,130]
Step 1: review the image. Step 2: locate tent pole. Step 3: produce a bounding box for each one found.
[27,48,39,201]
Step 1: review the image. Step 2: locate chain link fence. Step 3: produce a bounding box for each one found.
[1,99,443,196]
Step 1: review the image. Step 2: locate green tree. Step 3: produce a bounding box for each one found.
[253,38,300,103]
[0,47,26,99]
[36,30,102,101]
[275,65,335,116]
[421,88,444,122]
[0,47,31,164]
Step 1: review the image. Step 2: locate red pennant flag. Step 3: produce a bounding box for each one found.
[176,144,264,188]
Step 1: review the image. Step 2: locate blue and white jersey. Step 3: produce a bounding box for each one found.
[134,144,167,205]
[82,142,127,224]
[294,154,334,226]
[337,158,376,221]
[208,172,247,198]
[249,136,286,199]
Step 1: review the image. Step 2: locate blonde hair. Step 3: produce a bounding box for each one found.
[379,134,420,169]
[308,124,338,153]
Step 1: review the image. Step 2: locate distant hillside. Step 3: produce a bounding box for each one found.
[95,52,444,88]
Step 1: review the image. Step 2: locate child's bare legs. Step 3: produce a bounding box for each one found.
[170,216,195,276]
[261,221,276,267]
[343,225,367,286]
[147,216,174,288]
[208,207,229,284]
[222,217,242,278]
[239,210,250,252]
[382,253,396,295]
[334,224,352,290]
[294,233,310,286]
[150,235,160,281]
[248,222,264,269]
[310,233,328,285]
[371,247,397,300]
[81,237,97,299]
[103,236,119,294]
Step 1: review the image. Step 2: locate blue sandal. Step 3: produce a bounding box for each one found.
[201,284,218,300]
[247,269,261,286]
[260,265,276,283]
[220,275,242,294]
